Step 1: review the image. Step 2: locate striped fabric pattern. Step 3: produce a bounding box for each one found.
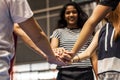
[50,28,93,68]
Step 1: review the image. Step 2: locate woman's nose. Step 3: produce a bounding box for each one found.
[69,12,74,16]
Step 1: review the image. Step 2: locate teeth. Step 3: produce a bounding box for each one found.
[70,19,73,20]
[69,17,74,20]
[69,18,74,20]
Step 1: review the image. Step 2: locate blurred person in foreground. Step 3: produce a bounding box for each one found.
[0,0,68,80]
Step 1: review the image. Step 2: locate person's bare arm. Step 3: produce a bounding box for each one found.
[50,38,61,56]
[90,51,98,80]
[71,30,99,79]
[50,38,59,48]
[13,23,47,59]
[72,30,100,62]
[50,37,71,62]
[71,5,112,54]
[18,17,65,65]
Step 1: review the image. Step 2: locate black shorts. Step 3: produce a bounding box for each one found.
[56,67,94,80]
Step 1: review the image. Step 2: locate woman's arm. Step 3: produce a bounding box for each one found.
[17,17,66,66]
[50,37,61,56]
[51,37,71,62]
[72,30,100,62]
[50,38,59,48]
[71,4,112,54]
[13,23,47,59]
[90,51,98,80]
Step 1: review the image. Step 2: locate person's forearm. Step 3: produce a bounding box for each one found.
[22,37,48,59]
[73,48,95,62]
[90,51,98,80]
[14,24,47,59]
[18,17,66,66]
[18,17,55,59]
[35,34,55,59]
[72,29,99,63]
[71,5,111,54]
[72,19,95,54]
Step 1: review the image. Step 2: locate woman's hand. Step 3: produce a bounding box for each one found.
[52,47,72,63]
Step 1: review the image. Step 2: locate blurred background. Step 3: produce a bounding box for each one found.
[14,0,98,80]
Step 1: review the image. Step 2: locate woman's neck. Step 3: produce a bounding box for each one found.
[67,24,78,29]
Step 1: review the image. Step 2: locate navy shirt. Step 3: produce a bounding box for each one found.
[98,23,120,60]
[99,0,120,10]
[98,22,120,74]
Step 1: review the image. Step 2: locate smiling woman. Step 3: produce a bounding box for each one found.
[50,2,97,80]
[64,5,78,28]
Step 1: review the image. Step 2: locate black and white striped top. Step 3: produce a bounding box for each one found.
[50,28,93,68]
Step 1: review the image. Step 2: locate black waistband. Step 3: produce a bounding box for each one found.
[57,66,92,71]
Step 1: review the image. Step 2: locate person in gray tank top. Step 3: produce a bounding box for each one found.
[72,3,120,80]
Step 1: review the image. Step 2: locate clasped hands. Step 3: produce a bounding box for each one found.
[52,47,75,66]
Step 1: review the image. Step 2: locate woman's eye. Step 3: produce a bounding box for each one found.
[65,12,70,14]
[71,10,77,14]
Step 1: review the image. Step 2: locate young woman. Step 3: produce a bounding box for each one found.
[72,3,120,80]
[50,2,97,80]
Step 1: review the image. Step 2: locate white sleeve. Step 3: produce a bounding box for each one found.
[9,0,33,23]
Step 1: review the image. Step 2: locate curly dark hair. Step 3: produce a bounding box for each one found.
[57,2,88,29]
